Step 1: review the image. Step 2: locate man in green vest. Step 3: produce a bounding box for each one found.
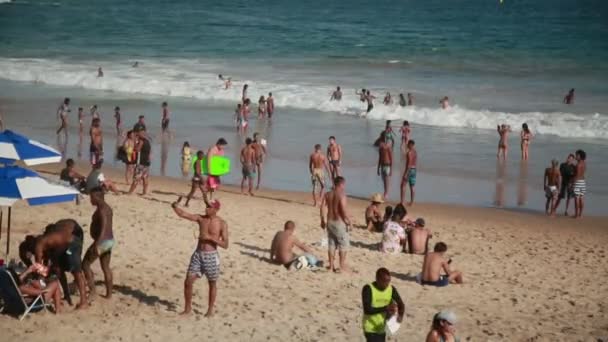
[362,267,405,342]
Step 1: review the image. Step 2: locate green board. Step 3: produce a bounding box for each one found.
[192,155,231,176]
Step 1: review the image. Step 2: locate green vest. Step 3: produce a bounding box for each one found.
[363,283,393,334]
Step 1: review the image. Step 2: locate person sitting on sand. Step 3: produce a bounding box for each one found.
[60,158,86,191]
[171,198,228,317]
[365,194,384,232]
[86,161,120,194]
[393,203,413,226]
[406,218,432,255]
[361,267,405,342]
[421,242,463,287]
[383,206,393,225]
[426,310,460,342]
[7,264,63,314]
[381,212,406,254]
[270,221,318,269]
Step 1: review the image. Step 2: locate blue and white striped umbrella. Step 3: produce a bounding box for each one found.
[0,130,61,166]
[0,165,78,206]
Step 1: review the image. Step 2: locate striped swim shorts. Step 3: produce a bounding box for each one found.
[187,249,220,281]
[573,179,586,197]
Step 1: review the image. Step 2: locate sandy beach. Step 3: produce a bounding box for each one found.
[0,161,606,341]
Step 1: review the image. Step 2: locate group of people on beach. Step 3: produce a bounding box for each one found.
[233,84,275,134]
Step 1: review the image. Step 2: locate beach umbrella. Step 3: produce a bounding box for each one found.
[0,130,62,166]
[0,165,79,255]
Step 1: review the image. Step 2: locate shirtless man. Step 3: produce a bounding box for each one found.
[242,84,249,103]
[56,97,70,136]
[206,138,228,198]
[377,132,393,199]
[563,88,575,105]
[439,96,450,109]
[240,138,256,195]
[543,159,561,216]
[383,92,392,105]
[497,124,511,160]
[252,132,267,190]
[185,150,209,207]
[97,67,104,78]
[400,140,417,206]
[270,221,316,269]
[327,136,343,180]
[356,89,367,102]
[82,189,114,299]
[35,219,88,309]
[407,93,414,106]
[407,218,432,254]
[573,149,587,218]
[266,92,275,118]
[309,144,330,206]
[330,86,342,101]
[114,106,122,136]
[89,117,104,165]
[320,176,352,273]
[171,198,228,317]
[161,102,170,133]
[421,242,463,287]
[365,90,376,114]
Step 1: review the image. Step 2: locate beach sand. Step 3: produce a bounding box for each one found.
[1,162,607,341]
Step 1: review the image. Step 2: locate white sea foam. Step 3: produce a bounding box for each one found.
[0,0,13,4]
[0,57,606,139]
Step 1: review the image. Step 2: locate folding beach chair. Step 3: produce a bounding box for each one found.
[0,269,54,321]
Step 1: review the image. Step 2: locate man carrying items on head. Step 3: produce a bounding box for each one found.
[34,219,89,309]
[361,267,405,342]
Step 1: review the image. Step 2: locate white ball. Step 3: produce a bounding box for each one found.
[260,138,267,146]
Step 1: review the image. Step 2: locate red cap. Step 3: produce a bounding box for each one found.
[208,200,221,210]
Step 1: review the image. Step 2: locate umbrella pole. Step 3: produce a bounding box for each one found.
[6,207,10,256]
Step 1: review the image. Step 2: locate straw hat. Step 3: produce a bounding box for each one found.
[370,193,384,204]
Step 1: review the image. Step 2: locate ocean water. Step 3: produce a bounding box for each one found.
[1,0,607,214]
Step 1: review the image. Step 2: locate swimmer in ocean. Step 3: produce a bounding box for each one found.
[242,84,249,104]
[383,92,392,105]
[331,86,342,101]
[399,93,406,107]
[563,88,575,105]
[440,96,450,109]
[97,67,104,78]
[132,61,139,68]
[407,93,414,106]
[365,90,376,113]
[356,88,367,102]
[219,74,232,89]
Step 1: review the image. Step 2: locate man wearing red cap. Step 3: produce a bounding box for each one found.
[171,197,229,317]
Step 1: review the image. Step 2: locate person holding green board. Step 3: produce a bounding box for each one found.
[206,138,228,198]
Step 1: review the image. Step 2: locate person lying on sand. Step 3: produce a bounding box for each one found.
[365,194,384,232]
[406,218,432,255]
[270,221,317,269]
[421,242,463,287]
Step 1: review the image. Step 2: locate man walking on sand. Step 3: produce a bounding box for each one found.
[327,136,343,181]
[128,128,151,195]
[320,176,351,273]
[240,137,256,195]
[573,149,587,218]
[252,133,267,190]
[172,198,228,317]
[400,140,417,206]
[309,144,330,206]
[82,188,115,299]
[185,150,210,207]
[377,132,392,199]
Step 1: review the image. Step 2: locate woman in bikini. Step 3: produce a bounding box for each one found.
[258,96,266,119]
[497,124,511,160]
[520,123,532,161]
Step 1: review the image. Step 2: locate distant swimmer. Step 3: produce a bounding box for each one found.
[258,96,266,119]
[97,67,104,78]
[383,92,392,105]
[407,93,414,106]
[132,61,139,68]
[400,140,417,206]
[520,123,532,161]
[496,124,511,160]
[400,120,411,151]
[563,88,575,105]
[266,92,275,118]
[242,84,249,103]
[330,86,342,101]
[234,103,243,133]
[161,101,170,133]
[114,106,122,136]
[365,90,376,113]
[327,136,343,180]
[439,96,450,109]
[218,74,232,89]
[356,88,367,102]
[398,93,406,107]
[377,132,393,199]
[56,97,70,136]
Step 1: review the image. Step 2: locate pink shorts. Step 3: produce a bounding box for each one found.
[207,176,221,190]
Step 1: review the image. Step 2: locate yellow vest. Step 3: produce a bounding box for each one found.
[363,283,393,334]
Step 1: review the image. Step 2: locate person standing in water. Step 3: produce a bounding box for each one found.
[563,88,575,105]
[82,188,115,299]
[258,96,266,119]
[365,90,376,114]
[234,103,243,133]
[161,101,170,133]
[252,132,267,190]
[240,138,256,196]
[89,117,103,165]
[400,121,411,151]
[56,97,70,136]
[543,159,561,216]
[327,136,343,180]
[383,120,395,150]
[242,99,251,134]
[309,143,330,207]
[97,67,104,78]
[497,124,511,160]
[356,89,367,102]
[242,84,249,103]
[400,140,417,206]
[114,106,122,136]
[90,105,100,121]
[439,96,450,109]
[554,154,576,216]
[77,107,84,134]
[520,123,532,161]
[266,92,275,118]
[331,87,342,101]
[171,198,228,317]
[383,92,392,105]
[573,149,587,218]
[377,132,393,199]
[398,93,406,107]
[407,93,414,106]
